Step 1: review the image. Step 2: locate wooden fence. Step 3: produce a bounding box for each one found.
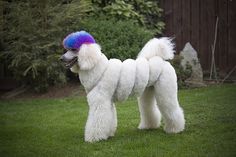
[160,0,236,77]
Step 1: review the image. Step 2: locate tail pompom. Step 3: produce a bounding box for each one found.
[138,37,175,60]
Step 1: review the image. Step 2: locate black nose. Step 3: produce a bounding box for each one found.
[60,55,65,62]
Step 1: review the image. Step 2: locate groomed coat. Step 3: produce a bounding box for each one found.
[63,36,185,142]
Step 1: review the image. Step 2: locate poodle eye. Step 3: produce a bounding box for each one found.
[69,48,78,53]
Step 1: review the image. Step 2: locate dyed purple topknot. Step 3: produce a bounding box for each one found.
[63,31,96,49]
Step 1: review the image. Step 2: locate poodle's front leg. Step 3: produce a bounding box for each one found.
[109,103,117,137]
[85,94,116,142]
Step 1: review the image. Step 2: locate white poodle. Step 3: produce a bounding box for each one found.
[60,31,185,142]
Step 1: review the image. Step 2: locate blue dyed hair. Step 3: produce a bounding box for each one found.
[63,31,96,49]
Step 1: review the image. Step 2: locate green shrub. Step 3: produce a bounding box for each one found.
[1,0,93,92]
[170,55,192,89]
[79,17,154,60]
[103,1,144,24]
[91,0,164,34]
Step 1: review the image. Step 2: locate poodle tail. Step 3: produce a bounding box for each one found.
[137,37,175,60]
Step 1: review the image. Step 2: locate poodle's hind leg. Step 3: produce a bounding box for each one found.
[138,87,161,129]
[85,93,117,142]
[154,63,185,133]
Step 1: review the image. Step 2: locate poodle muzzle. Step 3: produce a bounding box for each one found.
[60,54,78,68]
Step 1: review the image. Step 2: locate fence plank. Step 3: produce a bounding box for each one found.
[227,0,236,72]
[207,0,216,71]
[163,0,174,36]
[190,0,200,54]
[173,0,183,52]
[199,0,209,70]
[218,0,228,73]
[182,0,191,45]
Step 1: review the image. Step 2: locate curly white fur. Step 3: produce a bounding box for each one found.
[63,37,185,142]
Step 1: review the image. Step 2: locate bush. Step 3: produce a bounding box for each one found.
[79,17,155,60]
[170,55,192,89]
[92,0,165,34]
[1,0,93,92]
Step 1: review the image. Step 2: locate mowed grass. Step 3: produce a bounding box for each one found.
[0,84,236,157]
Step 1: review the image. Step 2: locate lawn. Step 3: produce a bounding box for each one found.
[0,84,236,157]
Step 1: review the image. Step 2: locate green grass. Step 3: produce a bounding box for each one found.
[0,84,236,157]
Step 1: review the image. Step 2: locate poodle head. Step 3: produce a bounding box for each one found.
[60,31,102,72]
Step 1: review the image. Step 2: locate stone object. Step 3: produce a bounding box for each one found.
[180,42,205,87]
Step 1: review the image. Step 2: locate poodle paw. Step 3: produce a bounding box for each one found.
[163,123,184,133]
[85,134,109,143]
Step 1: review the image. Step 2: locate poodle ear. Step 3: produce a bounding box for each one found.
[78,44,102,70]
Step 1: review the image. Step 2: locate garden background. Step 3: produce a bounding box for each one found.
[0,0,236,157]
[1,0,235,91]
